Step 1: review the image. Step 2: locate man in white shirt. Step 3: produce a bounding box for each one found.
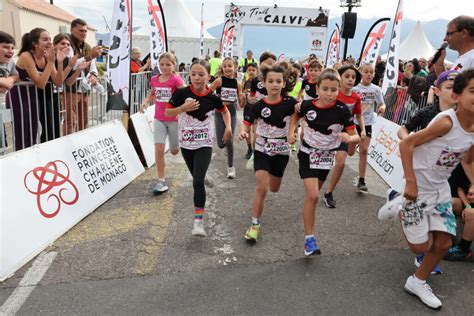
[436,15,474,74]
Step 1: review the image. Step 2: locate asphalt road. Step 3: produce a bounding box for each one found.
[1,118,473,315]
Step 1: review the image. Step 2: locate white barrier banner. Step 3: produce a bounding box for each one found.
[0,120,144,281]
[367,116,404,191]
[130,112,155,168]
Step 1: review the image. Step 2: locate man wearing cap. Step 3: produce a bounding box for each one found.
[436,15,474,74]
[239,50,257,72]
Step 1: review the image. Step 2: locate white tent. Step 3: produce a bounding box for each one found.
[163,0,219,66]
[398,21,436,61]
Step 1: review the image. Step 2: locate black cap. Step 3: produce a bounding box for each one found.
[338,65,361,86]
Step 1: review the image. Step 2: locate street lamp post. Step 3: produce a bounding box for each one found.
[340,0,361,61]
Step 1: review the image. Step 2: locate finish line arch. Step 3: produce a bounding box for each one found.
[224,4,329,60]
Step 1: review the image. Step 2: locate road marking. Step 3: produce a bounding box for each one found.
[0,252,57,316]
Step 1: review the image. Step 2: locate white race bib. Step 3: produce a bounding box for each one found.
[220,87,238,102]
[309,149,335,169]
[155,87,172,103]
[264,138,290,155]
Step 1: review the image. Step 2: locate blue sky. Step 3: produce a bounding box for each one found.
[57,0,471,34]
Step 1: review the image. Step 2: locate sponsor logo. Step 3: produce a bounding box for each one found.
[261,107,271,118]
[24,160,79,219]
[306,110,317,121]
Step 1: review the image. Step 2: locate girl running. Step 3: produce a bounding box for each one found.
[166,60,232,237]
[141,52,185,194]
[353,63,386,193]
[323,65,364,208]
[242,63,258,159]
[210,57,244,179]
[238,62,296,243]
[289,69,360,255]
[378,69,474,309]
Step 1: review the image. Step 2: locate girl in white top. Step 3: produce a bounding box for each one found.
[395,69,474,309]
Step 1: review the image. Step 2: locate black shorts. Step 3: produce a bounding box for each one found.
[297,151,331,181]
[335,142,348,152]
[356,125,372,138]
[254,150,289,178]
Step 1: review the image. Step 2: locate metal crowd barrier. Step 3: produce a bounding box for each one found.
[1,71,190,156]
[383,87,429,128]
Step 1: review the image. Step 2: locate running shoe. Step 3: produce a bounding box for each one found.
[357,179,368,193]
[192,221,207,237]
[415,253,442,275]
[443,245,473,261]
[152,180,168,194]
[246,153,254,171]
[304,236,321,256]
[244,224,260,243]
[323,192,337,208]
[377,189,402,220]
[404,275,442,309]
[245,149,253,160]
[227,167,236,179]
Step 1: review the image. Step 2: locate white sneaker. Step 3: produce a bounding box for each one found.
[227,166,236,179]
[404,275,442,309]
[192,221,206,237]
[377,189,403,220]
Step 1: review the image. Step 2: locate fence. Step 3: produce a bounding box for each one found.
[383,87,429,129]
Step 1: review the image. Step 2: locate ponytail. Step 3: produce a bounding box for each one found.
[18,28,47,56]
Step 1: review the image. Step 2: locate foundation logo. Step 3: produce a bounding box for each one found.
[24,160,79,218]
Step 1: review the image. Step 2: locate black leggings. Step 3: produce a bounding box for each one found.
[181,147,213,208]
[214,103,237,167]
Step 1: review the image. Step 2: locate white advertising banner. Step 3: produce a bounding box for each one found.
[367,116,404,191]
[130,112,155,168]
[0,121,144,281]
[359,18,390,67]
[309,28,327,60]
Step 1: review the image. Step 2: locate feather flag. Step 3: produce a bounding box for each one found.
[325,24,340,68]
[382,0,404,97]
[147,0,168,72]
[221,22,234,58]
[359,18,390,67]
[106,0,131,111]
[199,1,204,58]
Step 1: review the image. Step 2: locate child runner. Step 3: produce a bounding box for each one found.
[238,62,296,243]
[297,58,323,101]
[289,69,360,255]
[242,62,258,159]
[353,63,386,193]
[210,57,244,179]
[378,69,474,309]
[166,60,232,237]
[381,70,459,274]
[323,65,364,208]
[141,52,185,194]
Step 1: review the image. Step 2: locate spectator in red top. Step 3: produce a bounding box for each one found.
[130,47,150,73]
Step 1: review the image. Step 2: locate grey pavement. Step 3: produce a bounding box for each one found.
[1,117,473,315]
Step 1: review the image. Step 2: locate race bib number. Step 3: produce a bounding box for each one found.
[220,87,238,102]
[181,127,209,145]
[309,149,335,169]
[264,138,290,155]
[155,87,172,103]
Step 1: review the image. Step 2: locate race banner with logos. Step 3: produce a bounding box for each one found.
[106,0,131,112]
[0,120,144,281]
[325,24,340,68]
[367,115,404,191]
[220,20,234,58]
[224,5,329,60]
[147,0,168,72]
[381,0,404,100]
[359,18,390,67]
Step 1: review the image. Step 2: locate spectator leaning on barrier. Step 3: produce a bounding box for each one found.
[436,15,474,74]
[130,47,151,73]
[66,18,101,133]
[0,31,19,150]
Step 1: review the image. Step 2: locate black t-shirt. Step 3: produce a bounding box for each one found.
[449,163,470,199]
[302,79,318,100]
[168,86,224,121]
[216,76,238,103]
[250,78,267,101]
[298,99,355,150]
[404,103,441,132]
[244,96,296,155]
